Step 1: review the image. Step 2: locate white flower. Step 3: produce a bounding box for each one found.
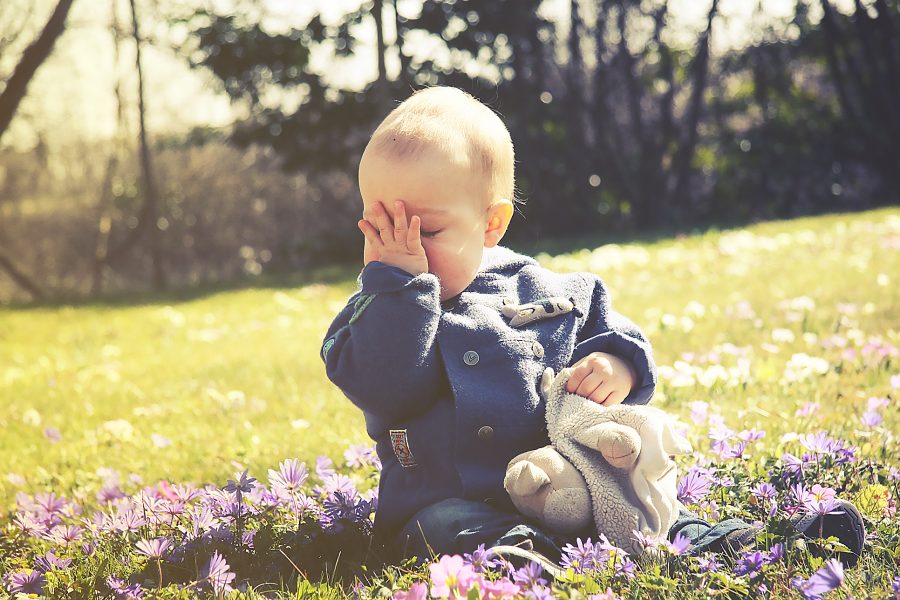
[101,419,135,442]
[772,328,796,343]
[22,409,42,427]
[782,353,830,384]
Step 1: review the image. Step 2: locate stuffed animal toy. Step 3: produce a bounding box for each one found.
[504,368,692,554]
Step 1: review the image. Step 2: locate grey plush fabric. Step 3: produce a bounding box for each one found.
[542,369,690,554]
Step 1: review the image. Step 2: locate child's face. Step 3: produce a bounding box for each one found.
[359,146,503,301]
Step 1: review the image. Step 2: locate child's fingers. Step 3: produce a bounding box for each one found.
[602,388,627,406]
[575,372,604,399]
[407,215,423,252]
[566,362,593,393]
[371,201,395,244]
[393,200,408,242]
[358,219,383,249]
[590,381,614,405]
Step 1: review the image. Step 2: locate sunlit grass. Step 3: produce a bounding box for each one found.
[0,207,897,597]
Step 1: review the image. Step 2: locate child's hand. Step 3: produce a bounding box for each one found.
[358,200,429,276]
[566,352,636,406]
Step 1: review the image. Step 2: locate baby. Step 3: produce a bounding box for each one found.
[321,86,655,559]
[320,87,865,566]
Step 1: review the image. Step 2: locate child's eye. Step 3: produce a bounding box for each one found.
[420,229,441,238]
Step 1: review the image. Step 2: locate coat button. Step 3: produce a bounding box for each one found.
[532,341,545,358]
[477,425,494,441]
[463,350,480,366]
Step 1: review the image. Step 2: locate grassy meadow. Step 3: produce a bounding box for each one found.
[0,207,898,598]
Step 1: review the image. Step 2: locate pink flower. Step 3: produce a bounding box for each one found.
[430,555,478,598]
[588,589,621,600]
[393,582,427,600]
[891,374,900,389]
[795,402,820,417]
[480,577,520,599]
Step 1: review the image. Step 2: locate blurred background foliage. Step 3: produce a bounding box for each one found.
[0,0,897,302]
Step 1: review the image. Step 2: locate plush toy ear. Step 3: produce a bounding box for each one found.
[540,368,555,399]
[661,419,693,456]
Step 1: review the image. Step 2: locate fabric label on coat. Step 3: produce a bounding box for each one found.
[389,429,418,467]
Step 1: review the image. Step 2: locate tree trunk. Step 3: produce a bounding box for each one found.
[0,227,44,300]
[669,0,719,217]
[91,0,128,296]
[392,0,410,85]
[373,0,387,84]
[129,0,166,290]
[0,0,77,142]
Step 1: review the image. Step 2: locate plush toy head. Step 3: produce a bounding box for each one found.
[505,368,692,554]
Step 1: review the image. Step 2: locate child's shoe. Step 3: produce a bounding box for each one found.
[789,498,866,567]
[720,498,866,567]
[486,542,565,580]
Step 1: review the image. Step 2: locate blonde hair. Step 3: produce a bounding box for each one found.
[366,87,515,205]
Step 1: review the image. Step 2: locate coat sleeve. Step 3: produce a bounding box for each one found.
[321,261,444,421]
[569,274,657,405]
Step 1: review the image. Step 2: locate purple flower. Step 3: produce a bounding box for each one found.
[666,532,692,556]
[791,559,844,600]
[393,582,427,600]
[696,554,721,573]
[861,411,883,427]
[613,557,636,580]
[799,432,836,455]
[785,482,812,515]
[751,482,779,517]
[316,456,336,479]
[511,561,547,588]
[47,524,83,545]
[43,427,62,443]
[765,543,784,564]
[268,459,308,498]
[715,440,748,460]
[429,555,477,598]
[631,529,662,551]
[320,473,357,496]
[107,576,144,599]
[344,444,381,469]
[738,429,766,442]
[751,482,776,501]
[688,401,709,424]
[34,550,72,572]
[677,467,713,504]
[97,485,127,504]
[201,551,236,595]
[6,570,45,595]
[463,544,498,573]
[560,538,596,574]
[136,537,172,560]
[13,511,47,537]
[781,453,805,478]
[733,550,765,579]
[224,469,257,497]
[33,492,68,516]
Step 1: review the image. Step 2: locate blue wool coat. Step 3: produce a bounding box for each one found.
[321,246,657,535]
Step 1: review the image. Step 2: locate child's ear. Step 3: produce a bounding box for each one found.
[484,198,514,248]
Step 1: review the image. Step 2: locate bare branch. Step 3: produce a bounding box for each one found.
[0,0,77,141]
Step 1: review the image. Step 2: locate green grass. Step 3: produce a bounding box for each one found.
[1,207,898,597]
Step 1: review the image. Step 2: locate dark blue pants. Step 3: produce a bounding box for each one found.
[394,498,750,562]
